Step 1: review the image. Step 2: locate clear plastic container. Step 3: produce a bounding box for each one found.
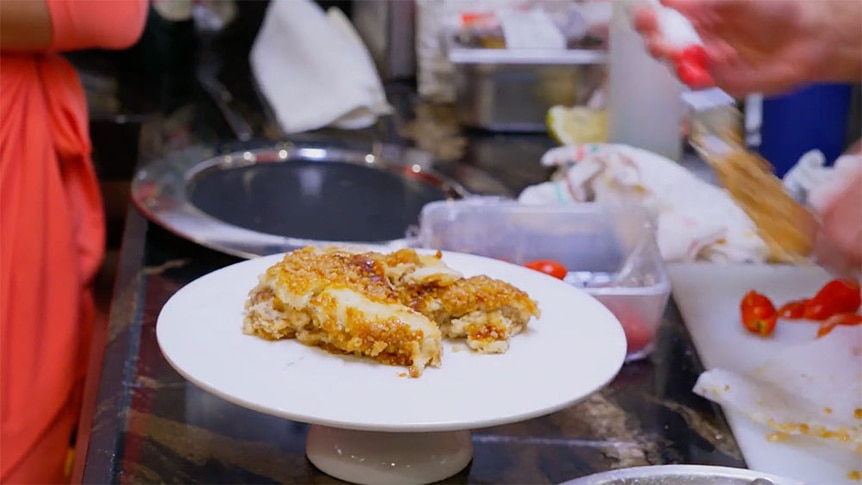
[412,197,671,362]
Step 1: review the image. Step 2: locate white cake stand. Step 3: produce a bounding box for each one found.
[305,426,473,484]
[156,251,627,485]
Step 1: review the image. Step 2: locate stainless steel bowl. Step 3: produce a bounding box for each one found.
[131,142,469,258]
[559,465,805,485]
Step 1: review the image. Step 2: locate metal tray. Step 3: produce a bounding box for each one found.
[445,29,607,66]
[131,142,468,258]
[444,33,607,132]
[560,465,804,485]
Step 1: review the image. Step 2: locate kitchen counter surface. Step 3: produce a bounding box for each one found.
[71,5,743,483]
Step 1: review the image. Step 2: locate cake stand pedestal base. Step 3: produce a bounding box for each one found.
[306,425,473,485]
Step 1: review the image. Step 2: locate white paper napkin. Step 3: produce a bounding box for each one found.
[518,143,770,263]
[250,0,392,134]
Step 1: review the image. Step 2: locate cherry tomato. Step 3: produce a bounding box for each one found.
[803,279,860,320]
[603,302,654,354]
[803,299,832,321]
[815,312,862,338]
[623,316,654,353]
[777,299,808,320]
[817,279,861,313]
[740,290,778,337]
[523,259,567,280]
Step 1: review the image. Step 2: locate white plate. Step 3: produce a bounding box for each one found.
[156,250,627,432]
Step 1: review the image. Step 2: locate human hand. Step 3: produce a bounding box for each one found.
[808,148,862,278]
[632,0,838,96]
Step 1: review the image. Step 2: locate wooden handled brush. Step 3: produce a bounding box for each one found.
[690,115,819,264]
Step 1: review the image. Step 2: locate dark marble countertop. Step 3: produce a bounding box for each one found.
[70,6,743,483]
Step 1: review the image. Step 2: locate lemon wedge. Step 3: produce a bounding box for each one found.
[546,105,608,145]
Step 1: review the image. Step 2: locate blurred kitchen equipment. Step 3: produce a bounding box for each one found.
[417,0,609,106]
[197,29,253,142]
[413,198,670,362]
[684,87,741,147]
[446,34,606,132]
[131,143,468,259]
[607,0,685,161]
[351,0,416,80]
[416,0,525,103]
[560,464,804,485]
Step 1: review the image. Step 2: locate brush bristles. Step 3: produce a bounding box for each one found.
[706,148,818,263]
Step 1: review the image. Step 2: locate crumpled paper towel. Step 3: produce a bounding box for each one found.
[694,330,862,454]
[518,143,770,263]
[250,0,392,134]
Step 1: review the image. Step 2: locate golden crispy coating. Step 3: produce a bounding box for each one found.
[407,275,541,353]
[244,247,442,377]
[408,275,539,320]
[268,247,399,305]
[243,247,540,376]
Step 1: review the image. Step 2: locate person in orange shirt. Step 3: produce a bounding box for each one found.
[1,1,148,482]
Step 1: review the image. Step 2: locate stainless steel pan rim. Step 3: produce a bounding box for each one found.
[559,465,805,485]
[131,142,470,259]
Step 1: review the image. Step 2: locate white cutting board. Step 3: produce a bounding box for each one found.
[668,263,862,484]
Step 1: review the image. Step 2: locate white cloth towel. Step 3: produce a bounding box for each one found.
[518,143,770,263]
[250,0,392,134]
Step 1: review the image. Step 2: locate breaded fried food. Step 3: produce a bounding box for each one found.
[243,247,442,377]
[381,248,464,287]
[243,246,540,376]
[407,275,541,353]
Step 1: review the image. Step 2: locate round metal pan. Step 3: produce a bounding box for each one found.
[559,465,804,485]
[131,142,469,258]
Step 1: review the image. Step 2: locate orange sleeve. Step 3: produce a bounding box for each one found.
[47,0,149,52]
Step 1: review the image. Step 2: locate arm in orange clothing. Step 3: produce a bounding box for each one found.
[0,0,52,51]
[48,0,149,51]
[0,0,148,52]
